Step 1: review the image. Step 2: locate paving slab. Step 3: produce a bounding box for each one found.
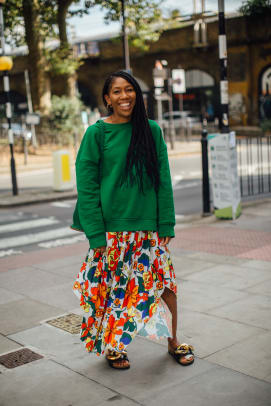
[208,294,271,330]
[240,259,271,271]
[0,358,115,406]
[0,242,87,272]
[0,287,24,305]
[206,330,271,383]
[25,281,79,311]
[179,279,249,312]
[172,225,271,259]
[178,309,265,358]
[184,251,252,266]
[0,266,70,296]
[170,254,217,278]
[33,253,84,272]
[9,323,217,403]
[184,263,271,290]
[244,278,271,296]
[0,298,64,335]
[8,323,83,364]
[34,261,82,280]
[0,334,22,354]
[141,364,271,406]
[62,336,216,404]
[97,396,140,406]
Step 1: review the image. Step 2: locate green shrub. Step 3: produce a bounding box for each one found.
[49,95,84,145]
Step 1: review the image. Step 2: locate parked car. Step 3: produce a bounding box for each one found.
[162,111,202,133]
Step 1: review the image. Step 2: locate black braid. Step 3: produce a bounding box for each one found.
[102,71,160,193]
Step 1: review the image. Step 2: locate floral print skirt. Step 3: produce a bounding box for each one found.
[73,231,177,356]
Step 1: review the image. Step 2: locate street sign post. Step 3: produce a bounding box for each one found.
[172,69,186,94]
[26,112,40,126]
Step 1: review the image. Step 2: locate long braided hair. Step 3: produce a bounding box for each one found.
[102,71,160,193]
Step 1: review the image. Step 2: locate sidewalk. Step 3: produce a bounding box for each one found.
[0,200,270,405]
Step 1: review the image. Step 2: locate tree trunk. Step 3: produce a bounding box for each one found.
[22,0,51,114]
[57,0,76,98]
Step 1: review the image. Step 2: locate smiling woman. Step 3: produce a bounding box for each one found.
[71,70,195,370]
[104,77,136,122]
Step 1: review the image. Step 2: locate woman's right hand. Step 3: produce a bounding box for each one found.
[94,246,106,254]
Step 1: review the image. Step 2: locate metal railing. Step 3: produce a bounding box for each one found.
[237,134,271,199]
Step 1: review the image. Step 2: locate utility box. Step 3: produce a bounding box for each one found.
[53,150,73,191]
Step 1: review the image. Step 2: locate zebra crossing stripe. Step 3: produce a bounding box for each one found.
[38,234,85,248]
[0,227,77,250]
[0,218,59,233]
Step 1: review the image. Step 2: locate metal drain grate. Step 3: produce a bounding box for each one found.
[46,313,81,334]
[0,348,43,369]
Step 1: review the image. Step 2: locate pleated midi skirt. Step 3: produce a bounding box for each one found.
[73,231,177,356]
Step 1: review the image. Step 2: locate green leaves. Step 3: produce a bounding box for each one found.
[49,95,84,144]
[93,0,165,50]
[45,46,82,75]
[239,0,271,16]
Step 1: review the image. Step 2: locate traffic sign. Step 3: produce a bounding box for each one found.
[172,69,186,93]
[26,113,40,125]
[153,68,168,79]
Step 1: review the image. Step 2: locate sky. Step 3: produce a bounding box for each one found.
[69,0,244,40]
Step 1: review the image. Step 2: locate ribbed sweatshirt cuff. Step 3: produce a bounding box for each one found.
[88,232,107,249]
[158,224,175,238]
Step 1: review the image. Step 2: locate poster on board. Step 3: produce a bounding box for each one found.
[208,132,241,219]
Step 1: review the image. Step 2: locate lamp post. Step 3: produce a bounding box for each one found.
[0,0,18,195]
[121,0,131,72]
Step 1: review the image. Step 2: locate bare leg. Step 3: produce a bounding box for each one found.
[161,287,179,348]
[162,287,194,364]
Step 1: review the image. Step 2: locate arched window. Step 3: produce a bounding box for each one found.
[259,65,271,120]
[185,69,214,88]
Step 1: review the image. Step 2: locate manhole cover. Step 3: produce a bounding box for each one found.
[46,313,81,334]
[0,348,43,369]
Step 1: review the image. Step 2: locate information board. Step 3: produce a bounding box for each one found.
[208,132,241,219]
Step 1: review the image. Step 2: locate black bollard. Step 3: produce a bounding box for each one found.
[201,120,211,215]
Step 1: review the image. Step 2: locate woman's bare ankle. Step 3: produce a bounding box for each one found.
[168,337,180,349]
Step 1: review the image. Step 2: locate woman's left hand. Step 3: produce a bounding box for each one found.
[160,236,171,246]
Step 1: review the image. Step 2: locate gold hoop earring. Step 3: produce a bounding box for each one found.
[107,103,113,113]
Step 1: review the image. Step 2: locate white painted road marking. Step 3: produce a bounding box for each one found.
[173,181,201,191]
[0,249,23,258]
[0,227,77,249]
[38,234,86,248]
[0,217,59,233]
[50,202,73,208]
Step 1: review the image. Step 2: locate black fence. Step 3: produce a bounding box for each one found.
[237,134,271,199]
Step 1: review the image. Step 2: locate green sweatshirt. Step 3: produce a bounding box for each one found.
[71,119,175,248]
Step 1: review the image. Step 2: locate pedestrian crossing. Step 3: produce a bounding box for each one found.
[0,210,86,258]
[0,176,202,258]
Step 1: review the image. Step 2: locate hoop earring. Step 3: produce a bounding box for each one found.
[107,103,113,113]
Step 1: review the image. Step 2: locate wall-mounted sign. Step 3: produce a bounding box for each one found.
[26,113,40,125]
[172,69,186,94]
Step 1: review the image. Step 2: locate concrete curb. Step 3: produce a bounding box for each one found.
[175,197,271,225]
[0,189,77,208]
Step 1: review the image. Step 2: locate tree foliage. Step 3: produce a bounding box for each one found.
[88,0,164,50]
[3,1,166,111]
[239,0,271,16]
[49,95,84,144]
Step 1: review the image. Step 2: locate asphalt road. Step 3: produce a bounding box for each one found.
[0,176,203,257]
